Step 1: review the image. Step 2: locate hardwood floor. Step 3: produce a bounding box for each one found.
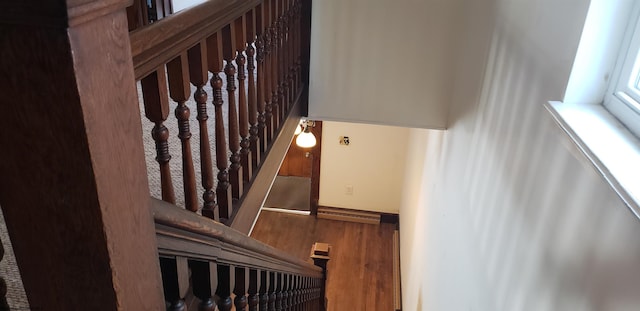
[250,210,397,311]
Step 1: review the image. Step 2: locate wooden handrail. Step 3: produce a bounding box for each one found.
[152,198,323,277]
[130,0,260,80]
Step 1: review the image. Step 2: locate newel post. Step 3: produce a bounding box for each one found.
[0,1,165,310]
[310,242,330,311]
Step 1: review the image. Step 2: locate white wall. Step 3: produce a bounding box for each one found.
[318,121,409,213]
[400,0,640,310]
[171,0,206,13]
[307,0,462,129]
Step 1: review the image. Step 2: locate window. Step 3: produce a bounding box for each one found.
[545,0,640,218]
[605,2,640,137]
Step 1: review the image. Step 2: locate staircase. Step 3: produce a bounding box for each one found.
[0,0,326,309]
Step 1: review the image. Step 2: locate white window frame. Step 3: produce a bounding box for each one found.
[604,1,640,137]
[545,0,640,219]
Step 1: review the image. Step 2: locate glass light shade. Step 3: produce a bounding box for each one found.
[296,131,317,148]
[294,123,303,135]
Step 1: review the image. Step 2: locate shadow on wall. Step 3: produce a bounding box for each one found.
[402,0,640,310]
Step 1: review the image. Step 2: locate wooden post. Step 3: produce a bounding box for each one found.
[0,1,165,309]
[310,243,330,311]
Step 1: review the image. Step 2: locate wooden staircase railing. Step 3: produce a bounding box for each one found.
[0,0,314,309]
[129,0,311,231]
[153,198,328,310]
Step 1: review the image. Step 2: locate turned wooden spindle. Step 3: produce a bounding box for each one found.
[216,265,233,311]
[275,272,284,311]
[256,4,268,153]
[235,17,252,186]
[191,260,219,311]
[277,0,288,119]
[289,275,297,310]
[268,271,277,311]
[234,266,249,311]
[297,276,305,311]
[207,32,233,220]
[280,273,289,311]
[222,24,244,201]
[287,0,296,103]
[159,257,189,311]
[188,41,219,220]
[269,0,281,133]
[263,2,275,143]
[294,0,302,92]
[167,52,198,212]
[282,0,292,111]
[259,270,269,311]
[248,269,260,311]
[246,9,261,176]
[301,277,308,311]
[141,70,176,204]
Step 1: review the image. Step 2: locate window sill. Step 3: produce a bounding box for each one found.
[545,101,640,219]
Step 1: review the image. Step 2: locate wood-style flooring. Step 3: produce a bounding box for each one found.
[250,210,396,311]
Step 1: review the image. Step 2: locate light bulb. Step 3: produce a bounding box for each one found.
[296,130,316,148]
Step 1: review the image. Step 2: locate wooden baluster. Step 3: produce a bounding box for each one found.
[300,276,307,311]
[248,269,260,311]
[263,0,274,146]
[234,266,249,311]
[278,0,288,119]
[188,41,219,220]
[167,52,198,212]
[268,271,277,311]
[282,0,291,110]
[235,17,252,186]
[246,9,261,176]
[222,24,244,201]
[160,257,189,311]
[263,26,274,143]
[141,70,176,204]
[192,260,218,311]
[207,32,233,220]
[294,0,302,92]
[281,273,289,311]
[270,0,281,133]
[287,0,296,103]
[301,277,308,311]
[256,4,269,153]
[259,270,269,311]
[216,265,233,311]
[291,275,298,311]
[284,274,292,311]
[275,273,284,311]
[311,279,319,311]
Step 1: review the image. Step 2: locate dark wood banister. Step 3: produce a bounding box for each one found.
[153,197,323,277]
[130,0,261,80]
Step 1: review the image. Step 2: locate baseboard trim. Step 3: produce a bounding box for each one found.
[393,230,402,311]
[316,206,381,225]
[261,207,311,216]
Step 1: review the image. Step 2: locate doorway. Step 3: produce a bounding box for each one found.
[263,121,322,214]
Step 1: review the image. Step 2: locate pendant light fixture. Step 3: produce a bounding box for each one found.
[295,120,317,148]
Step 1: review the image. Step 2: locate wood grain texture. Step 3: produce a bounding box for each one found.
[130,0,261,79]
[251,211,396,311]
[0,8,164,310]
[152,198,323,277]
